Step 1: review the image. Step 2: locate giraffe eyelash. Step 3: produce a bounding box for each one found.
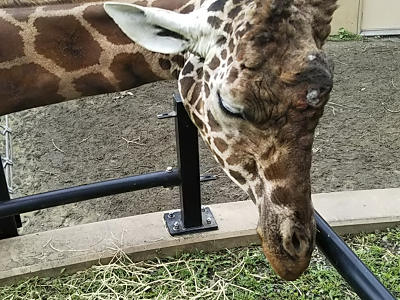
[217,92,244,120]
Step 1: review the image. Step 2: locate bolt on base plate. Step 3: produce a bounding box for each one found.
[164,207,218,236]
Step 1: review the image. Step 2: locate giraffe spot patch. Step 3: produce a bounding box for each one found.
[191,112,204,131]
[204,83,210,98]
[74,73,115,96]
[110,52,163,90]
[204,70,210,82]
[208,56,220,71]
[84,4,133,45]
[172,69,179,79]
[207,110,221,130]
[196,67,203,78]
[180,4,195,14]
[191,81,202,104]
[227,67,239,84]
[172,55,185,68]
[228,39,235,53]
[226,154,238,165]
[34,16,102,71]
[179,76,195,99]
[207,16,223,29]
[0,19,24,63]
[221,49,228,60]
[217,36,227,46]
[0,63,64,115]
[228,6,242,19]
[43,3,78,11]
[264,161,287,181]
[207,0,228,12]
[159,58,172,70]
[214,137,229,153]
[224,23,232,34]
[182,61,194,75]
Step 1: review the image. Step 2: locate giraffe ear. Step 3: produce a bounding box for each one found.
[104,2,204,54]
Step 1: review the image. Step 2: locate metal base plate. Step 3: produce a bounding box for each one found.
[164,207,218,236]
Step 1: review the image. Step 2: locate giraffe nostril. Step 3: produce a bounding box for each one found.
[319,84,332,97]
[282,229,310,257]
[292,232,301,252]
[306,82,332,107]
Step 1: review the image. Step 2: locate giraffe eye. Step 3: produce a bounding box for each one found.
[217,92,244,119]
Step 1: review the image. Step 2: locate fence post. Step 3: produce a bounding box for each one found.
[0,154,18,239]
[163,94,218,235]
[174,95,202,228]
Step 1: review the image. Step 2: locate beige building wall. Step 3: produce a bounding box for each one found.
[330,0,400,36]
[361,0,400,35]
[331,0,361,34]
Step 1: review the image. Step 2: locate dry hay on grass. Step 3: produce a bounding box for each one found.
[2,226,400,300]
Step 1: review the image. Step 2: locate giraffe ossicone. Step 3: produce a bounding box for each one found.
[104,0,337,281]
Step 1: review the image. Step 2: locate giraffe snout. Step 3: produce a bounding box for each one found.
[302,54,333,107]
[258,223,315,281]
[257,207,316,281]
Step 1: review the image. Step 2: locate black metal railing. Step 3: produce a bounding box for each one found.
[0,94,396,299]
[315,212,395,300]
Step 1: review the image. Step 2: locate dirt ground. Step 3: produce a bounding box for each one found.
[2,39,400,235]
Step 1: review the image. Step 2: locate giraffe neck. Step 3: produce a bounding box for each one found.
[0,0,200,115]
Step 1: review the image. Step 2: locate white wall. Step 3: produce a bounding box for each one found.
[331,0,400,36]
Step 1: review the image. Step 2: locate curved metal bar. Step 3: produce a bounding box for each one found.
[315,211,396,300]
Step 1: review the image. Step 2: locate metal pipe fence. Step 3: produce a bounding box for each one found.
[315,212,396,300]
[0,169,180,219]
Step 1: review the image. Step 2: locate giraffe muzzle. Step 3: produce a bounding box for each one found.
[258,217,316,281]
[255,178,316,280]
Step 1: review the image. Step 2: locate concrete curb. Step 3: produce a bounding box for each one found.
[1,188,399,285]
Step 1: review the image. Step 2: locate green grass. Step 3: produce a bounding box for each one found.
[328,28,363,42]
[1,227,399,300]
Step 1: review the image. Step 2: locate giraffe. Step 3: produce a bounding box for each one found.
[0,0,338,281]
[0,0,200,114]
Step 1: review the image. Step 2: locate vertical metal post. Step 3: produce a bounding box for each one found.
[163,94,218,235]
[174,94,203,228]
[0,154,18,239]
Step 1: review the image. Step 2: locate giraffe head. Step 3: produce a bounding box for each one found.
[105,0,338,280]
